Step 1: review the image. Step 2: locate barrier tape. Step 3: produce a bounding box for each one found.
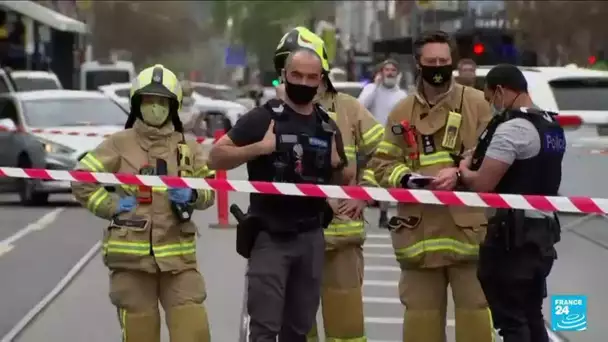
[0,167,606,214]
[0,126,215,145]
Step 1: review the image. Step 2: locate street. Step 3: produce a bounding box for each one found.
[0,143,605,341]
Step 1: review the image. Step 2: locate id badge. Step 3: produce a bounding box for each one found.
[441,111,462,150]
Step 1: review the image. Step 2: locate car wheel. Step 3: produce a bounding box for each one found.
[18,157,49,206]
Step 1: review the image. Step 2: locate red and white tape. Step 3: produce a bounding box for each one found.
[17,128,215,145]
[0,167,606,214]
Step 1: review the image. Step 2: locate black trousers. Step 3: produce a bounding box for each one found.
[246,228,325,342]
[478,244,555,342]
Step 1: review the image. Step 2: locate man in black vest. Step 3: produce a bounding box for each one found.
[207,48,348,342]
[458,64,565,342]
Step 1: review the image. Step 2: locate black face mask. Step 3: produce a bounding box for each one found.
[285,80,318,105]
[419,64,453,87]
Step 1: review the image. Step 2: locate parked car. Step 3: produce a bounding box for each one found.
[0,90,127,205]
[10,70,63,91]
[190,82,256,110]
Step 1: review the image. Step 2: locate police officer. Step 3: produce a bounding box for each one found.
[208,48,349,341]
[272,26,383,342]
[71,65,216,342]
[459,64,564,342]
[371,30,494,342]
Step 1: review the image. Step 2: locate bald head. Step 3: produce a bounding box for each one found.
[282,49,323,88]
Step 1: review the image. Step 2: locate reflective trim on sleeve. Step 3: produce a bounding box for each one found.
[344,144,357,161]
[394,238,479,261]
[419,151,453,167]
[375,141,403,157]
[361,123,384,149]
[361,168,379,186]
[387,163,410,188]
[78,153,105,172]
[324,220,365,237]
[87,187,111,214]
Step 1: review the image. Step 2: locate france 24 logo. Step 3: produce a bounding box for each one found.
[551,294,587,331]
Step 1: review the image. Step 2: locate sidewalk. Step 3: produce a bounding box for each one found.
[15,192,250,342]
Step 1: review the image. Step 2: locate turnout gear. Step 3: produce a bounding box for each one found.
[72,64,215,342]
[372,81,494,342]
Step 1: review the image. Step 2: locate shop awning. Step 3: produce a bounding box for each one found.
[0,0,88,34]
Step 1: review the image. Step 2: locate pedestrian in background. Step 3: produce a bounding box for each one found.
[456,58,478,88]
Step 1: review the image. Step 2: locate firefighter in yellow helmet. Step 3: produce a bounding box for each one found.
[371,30,493,342]
[274,27,385,342]
[71,64,216,342]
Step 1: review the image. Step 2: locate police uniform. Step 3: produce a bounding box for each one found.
[72,65,216,342]
[234,98,348,342]
[372,81,494,342]
[470,107,564,342]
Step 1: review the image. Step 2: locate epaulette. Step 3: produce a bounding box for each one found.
[263,98,287,120]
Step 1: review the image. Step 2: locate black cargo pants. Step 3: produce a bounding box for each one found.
[246,227,325,342]
[478,237,555,342]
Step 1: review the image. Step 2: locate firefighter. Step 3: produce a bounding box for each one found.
[273,27,385,342]
[71,64,216,342]
[371,30,494,342]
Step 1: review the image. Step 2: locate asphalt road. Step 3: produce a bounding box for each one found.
[0,138,606,341]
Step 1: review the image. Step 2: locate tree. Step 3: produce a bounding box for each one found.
[211,1,321,69]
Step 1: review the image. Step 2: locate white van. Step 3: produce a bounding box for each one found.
[80,60,136,91]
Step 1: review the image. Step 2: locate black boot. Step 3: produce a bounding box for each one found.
[379,210,388,228]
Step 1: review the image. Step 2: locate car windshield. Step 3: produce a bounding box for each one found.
[13,77,60,91]
[336,86,363,98]
[549,78,608,111]
[22,97,127,127]
[192,85,238,101]
[85,70,131,90]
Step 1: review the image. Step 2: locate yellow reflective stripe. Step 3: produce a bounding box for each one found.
[198,189,213,204]
[388,163,410,187]
[419,151,453,166]
[361,168,379,186]
[119,309,127,340]
[361,123,384,148]
[326,337,367,342]
[119,185,173,193]
[153,241,196,258]
[103,240,150,256]
[394,238,479,260]
[344,144,357,160]
[375,141,402,157]
[87,187,110,214]
[79,153,105,172]
[324,221,365,237]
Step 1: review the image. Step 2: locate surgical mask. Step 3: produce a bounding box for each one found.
[382,76,397,88]
[491,104,502,116]
[285,79,318,105]
[419,64,453,87]
[141,102,170,127]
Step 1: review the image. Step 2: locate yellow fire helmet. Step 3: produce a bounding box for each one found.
[125,64,185,131]
[274,26,336,93]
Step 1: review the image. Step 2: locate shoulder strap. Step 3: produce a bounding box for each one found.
[263,98,288,121]
[458,86,465,113]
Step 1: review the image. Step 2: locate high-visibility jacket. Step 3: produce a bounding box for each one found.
[319,91,384,249]
[71,120,215,273]
[372,82,491,268]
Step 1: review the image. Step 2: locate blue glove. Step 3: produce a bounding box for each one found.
[168,188,194,205]
[116,196,136,214]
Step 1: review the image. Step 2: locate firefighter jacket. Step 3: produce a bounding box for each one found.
[372,82,492,268]
[319,91,384,249]
[71,120,216,273]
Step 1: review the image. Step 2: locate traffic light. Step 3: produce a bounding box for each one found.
[272,79,280,87]
[473,43,485,55]
[588,55,597,65]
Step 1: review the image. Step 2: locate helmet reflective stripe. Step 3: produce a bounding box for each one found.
[275,27,329,72]
[130,64,183,105]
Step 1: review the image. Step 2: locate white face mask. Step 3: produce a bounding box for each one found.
[141,103,170,126]
[382,76,397,88]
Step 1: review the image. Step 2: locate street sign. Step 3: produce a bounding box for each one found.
[224,46,247,67]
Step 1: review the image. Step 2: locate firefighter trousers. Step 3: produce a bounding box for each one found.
[109,268,210,342]
[399,263,494,342]
[308,245,366,342]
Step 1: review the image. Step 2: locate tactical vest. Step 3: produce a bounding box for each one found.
[471,107,565,195]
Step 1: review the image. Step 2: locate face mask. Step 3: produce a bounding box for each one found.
[285,79,318,105]
[419,64,453,87]
[141,102,170,127]
[491,89,506,116]
[382,76,397,88]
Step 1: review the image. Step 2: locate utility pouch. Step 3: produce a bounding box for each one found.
[236,215,264,259]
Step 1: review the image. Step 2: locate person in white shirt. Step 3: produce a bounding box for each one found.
[357,59,407,227]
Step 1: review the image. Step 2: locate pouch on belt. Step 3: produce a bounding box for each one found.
[231,205,263,259]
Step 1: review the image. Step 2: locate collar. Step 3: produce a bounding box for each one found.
[133,119,181,150]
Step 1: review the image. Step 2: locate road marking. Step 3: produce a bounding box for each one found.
[364,280,398,287]
[364,243,393,249]
[367,233,390,239]
[365,265,400,272]
[364,252,395,259]
[0,241,102,342]
[0,208,64,255]
[364,296,401,304]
